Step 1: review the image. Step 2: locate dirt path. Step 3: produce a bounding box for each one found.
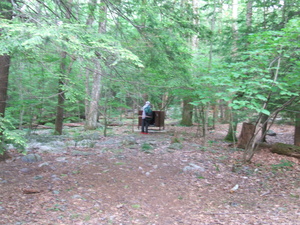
[0,124,299,224]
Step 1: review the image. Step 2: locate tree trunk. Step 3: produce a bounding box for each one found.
[0,0,12,152]
[261,114,268,142]
[84,1,106,130]
[224,110,238,142]
[0,55,10,117]
[0,0,12,116]
[202,104,209,138]
[212,104,218,130]
[237,122,255,149]
[85,60,103,130]
[231,0,239,56]
[54,50,68,135]
[54,78,65,135]
[294,112,300,146]
[54,0,73,135]
[246,0,253,31]
[180,98,193,126]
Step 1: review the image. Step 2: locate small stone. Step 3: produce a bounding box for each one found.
[38,162,49,167]
[20,168,32,174]
[55,157,68,162]
[72,194,82,199]
[183,163,205,172]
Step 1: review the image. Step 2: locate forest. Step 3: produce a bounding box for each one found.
[0,0,299,159]
[0,1,300,224]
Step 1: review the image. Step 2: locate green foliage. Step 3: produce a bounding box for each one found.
[141,143,153,153]
[0,0,299,140]
[0,117,26,154]
[271,160,294,172]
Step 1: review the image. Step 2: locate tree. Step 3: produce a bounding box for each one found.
[180,97,194,126]
[55,0,74,135]
[295,111,300,146]
[0,0,12,153]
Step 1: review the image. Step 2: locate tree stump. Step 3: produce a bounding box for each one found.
[271,143,300,159]
[237,122,255,149]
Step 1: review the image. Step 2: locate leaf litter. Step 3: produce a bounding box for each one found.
[0,123,299,224]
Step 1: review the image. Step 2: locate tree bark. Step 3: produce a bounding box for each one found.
[0,0,12,116]
[237,122,255,149]
[224,109,238,142]
[54,0,73,135]
[54,74,65,134]
[246,0,253,31]
[294,112,300,146]
[0,55,10,117]
[180,98,193,126]
[202,104,209,138]
[85,59,102,130]
[261,114,268,142]
[84,1,106,130]
[0,0,12,152]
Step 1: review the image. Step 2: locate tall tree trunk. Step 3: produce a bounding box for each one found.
[232,0,239,56]
[202,104,209,139]
[84,1,107,130]
[191,0,199,48]
[294,112,300,146]
[54,0,73,135]
[0,0,12,152]
[54,51,67,135]
[85,60,103,130]
[0,55,10,117]
[246,0,253,31]
[179,0,199,128]
[180,98,193,126]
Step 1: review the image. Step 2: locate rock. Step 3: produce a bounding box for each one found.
[55,157,68,162]
[20,168,32,174]
[38,162,49,167]
[183,163,205,172]
[72,194,83,199]
[21,154,42,163]
[266,130,276,136]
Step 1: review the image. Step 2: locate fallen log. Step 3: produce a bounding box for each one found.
[271,143,300,159]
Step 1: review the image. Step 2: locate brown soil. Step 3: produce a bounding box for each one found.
[0,123,299,225]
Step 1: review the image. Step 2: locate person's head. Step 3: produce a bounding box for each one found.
[146,101,150,105]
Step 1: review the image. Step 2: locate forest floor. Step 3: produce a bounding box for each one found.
[0,121,299,225]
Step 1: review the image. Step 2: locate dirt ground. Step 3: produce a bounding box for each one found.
[0,122,299,225]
